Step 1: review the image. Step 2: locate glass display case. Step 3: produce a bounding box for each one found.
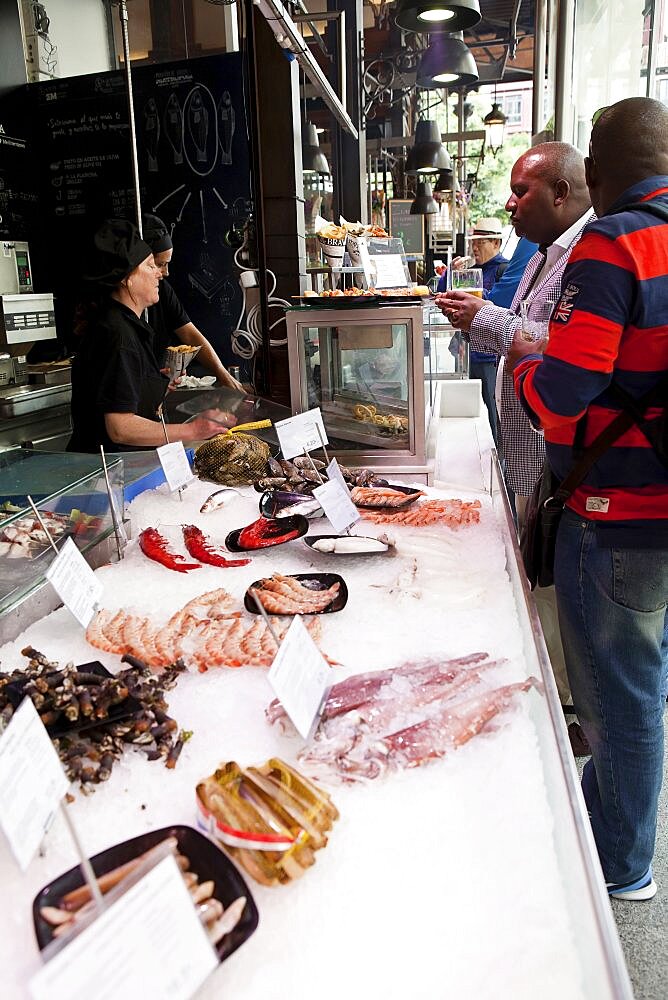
[286,303,433,478]
[0,449,123,619]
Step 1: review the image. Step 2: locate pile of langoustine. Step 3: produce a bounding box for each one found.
[86,588,324,672]
[267,652,540,782]
[352,490,483,528]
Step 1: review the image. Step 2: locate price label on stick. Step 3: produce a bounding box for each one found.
[157,441,195,493]
[29,854,218,1000]
[275,407,328,460]
[0,699,68,871]
[268,617,331,740]
[46,537,103,629]
[326,458,348,493]
[313,479,360,534]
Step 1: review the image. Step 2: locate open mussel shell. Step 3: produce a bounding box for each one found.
[244,573,348,615]
[259,490,324,520]
[225,514,309,552]
[352,484,424,511]
[304,534,393,556]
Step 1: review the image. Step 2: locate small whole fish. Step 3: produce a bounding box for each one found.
[200,489,238,513]
[276,498,323,519]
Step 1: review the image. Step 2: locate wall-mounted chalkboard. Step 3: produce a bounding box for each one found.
[388,199,424,256]
[1,53,251,365]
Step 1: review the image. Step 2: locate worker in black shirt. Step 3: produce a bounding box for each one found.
[68,219,232,452]
[143,214,244,391]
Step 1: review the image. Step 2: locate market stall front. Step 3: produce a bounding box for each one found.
[0,403,631,999]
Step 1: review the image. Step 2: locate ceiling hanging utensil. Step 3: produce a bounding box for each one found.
[405,120,452,175]
[416,32,478,88]
[394,0,481,34]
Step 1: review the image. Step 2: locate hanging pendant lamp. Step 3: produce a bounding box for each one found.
[434,168,459,193]
[417,32,478,88]
[405,120,452,175]
[411,181,439,214]
[483,102,507,155]
[302,122,330,175]
[395,0,481,34]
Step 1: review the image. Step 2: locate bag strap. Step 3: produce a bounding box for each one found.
[551,370,668,505]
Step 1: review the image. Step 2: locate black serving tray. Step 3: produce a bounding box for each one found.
[297,294,380,308]
[351,483,424,511]
[33,824,259,962]
[225,514,309,552]
[5,661,142,739]
[303,534,393,556]
[245,572,348,616]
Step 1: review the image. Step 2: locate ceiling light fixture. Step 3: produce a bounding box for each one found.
[405,120,452,175]
[302,122,330,175]
[416,32,478,88]
[483,101,507,155]
[394,0,481,34]
[410,181,439,214]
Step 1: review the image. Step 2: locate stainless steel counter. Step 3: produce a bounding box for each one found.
[0,381,71,419]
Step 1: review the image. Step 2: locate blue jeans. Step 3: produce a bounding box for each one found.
[469,359,500,448]
[554,508,668,885]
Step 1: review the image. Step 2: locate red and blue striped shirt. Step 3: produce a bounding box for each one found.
[513,177,668,546]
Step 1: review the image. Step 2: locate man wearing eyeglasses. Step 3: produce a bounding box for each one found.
[510,98,668,902]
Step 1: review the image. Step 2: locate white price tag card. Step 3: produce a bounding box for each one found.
[29,854,218,1000]
[268,617,331,740]
[313,479,360,534]
[45,537,103,629]
[326,458,348,493]
[275,407,328,461]
[0,699,68,871]
[370,253,410,289]
[157,441,195,492]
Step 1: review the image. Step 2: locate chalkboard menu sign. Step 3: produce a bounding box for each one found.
[2,53,251,364]
[388,199,424,256]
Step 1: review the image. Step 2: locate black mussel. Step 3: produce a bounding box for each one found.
[259,490,324,519]
[293,456,326,471]
[226,515,309,551]
[255,476,288,492]
[299,467,326,484]
[368,476,389,487]
[267,456,284,476]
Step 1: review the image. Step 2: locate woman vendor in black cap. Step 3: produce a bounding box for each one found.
[68,219,231,452]
[143,214,244,392]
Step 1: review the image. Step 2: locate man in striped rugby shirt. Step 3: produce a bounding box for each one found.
[511,98,668,902]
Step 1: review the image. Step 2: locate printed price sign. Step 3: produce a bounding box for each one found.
[369,253,410,289]
[0,699,68,871]
[157,442,195,493]
[313,479,360,534]
[275,408,328,461]
[326,458,348,493]
[46,537,103,629]
[268,617,331,739]
[30,854,218,1000]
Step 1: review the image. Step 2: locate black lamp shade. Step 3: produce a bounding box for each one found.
[406,119,452,175]
[434,168,459,192]
[417,33,478,88]
[411,181,439,214]
[302,122,330,175]
[395,0,481,34]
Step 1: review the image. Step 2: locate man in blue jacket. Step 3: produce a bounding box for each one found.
[439,217,508,444]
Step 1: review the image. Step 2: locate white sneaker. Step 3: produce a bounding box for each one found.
[607,869,657,901]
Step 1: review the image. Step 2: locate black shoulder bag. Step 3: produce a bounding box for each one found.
[521,371,668,590]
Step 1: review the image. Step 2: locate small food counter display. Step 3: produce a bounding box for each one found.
[286,302,435,482]
[0,412,632,1000]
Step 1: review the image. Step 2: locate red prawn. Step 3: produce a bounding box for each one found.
[138,527,201,573]
[182,525,251,567]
